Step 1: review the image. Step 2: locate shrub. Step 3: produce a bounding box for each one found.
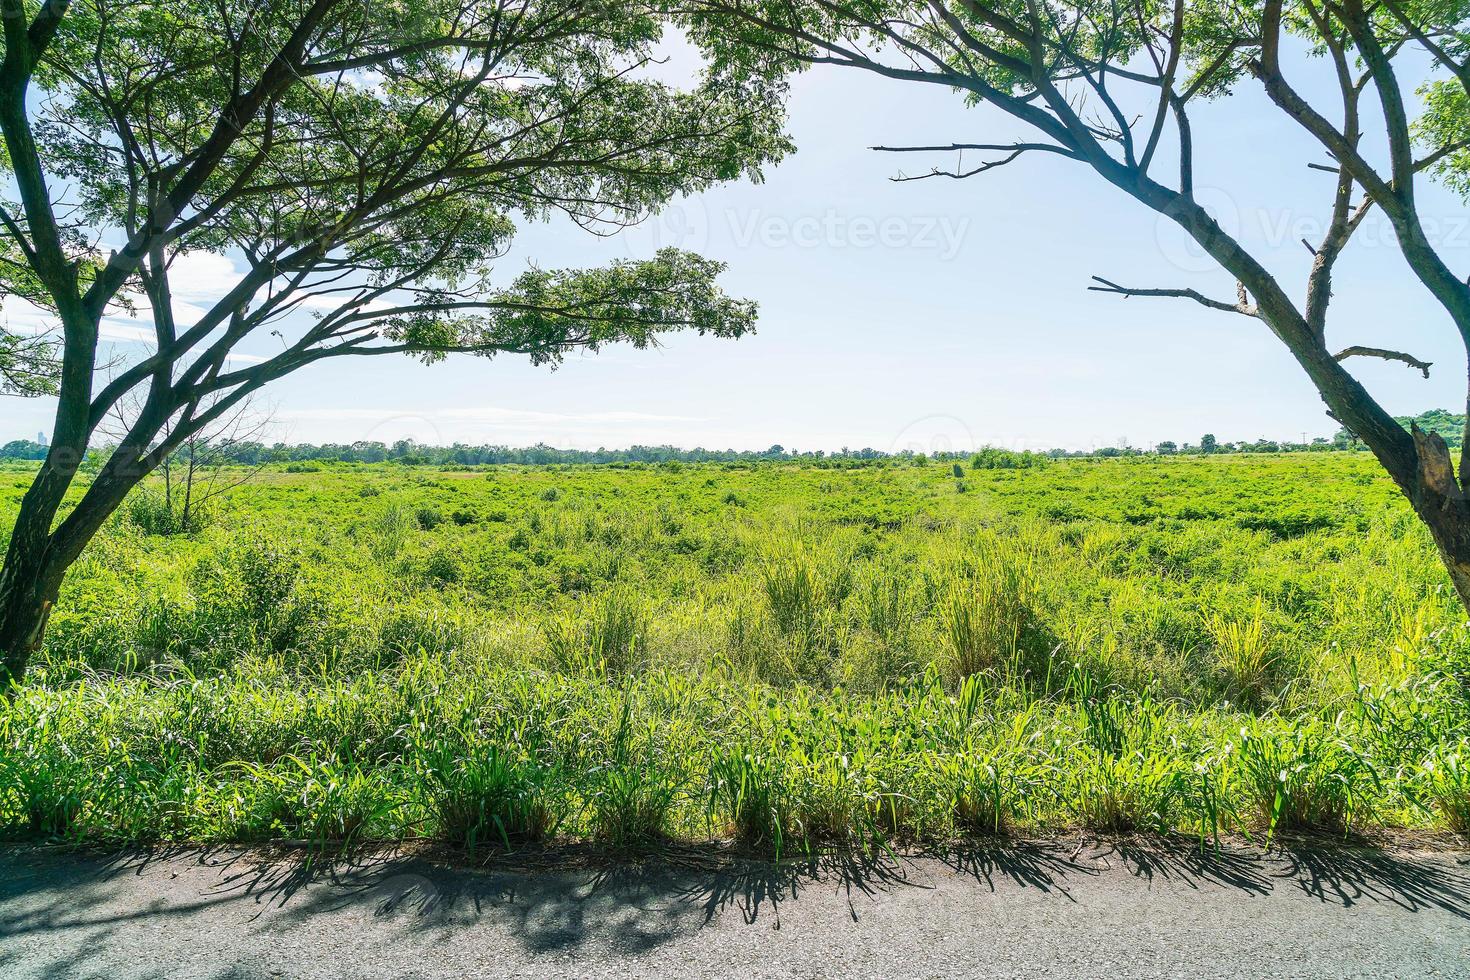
[368,504,413,559]
[543,589,648,674]
[1235,509,1336,539]
[1205,600,1279,707]
[971,448,1045,470]
[189,535,329,658]
[422,548,463,585]
[125,488,211,536]
[415,742,557,855]
[938,553,1038,682]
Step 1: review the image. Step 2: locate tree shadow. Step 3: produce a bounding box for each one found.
[2,835,1468,972]
[1073,834,1470,917]
[1272,841,1470,917]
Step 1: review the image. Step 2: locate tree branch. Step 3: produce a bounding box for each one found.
[1333,345,1432,378]
[1087,276,1259,317]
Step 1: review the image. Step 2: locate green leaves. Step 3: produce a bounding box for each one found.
[1417,80,1470,199]
[378,247,756,364]
[0,0,794,412]
[0,328,57,396]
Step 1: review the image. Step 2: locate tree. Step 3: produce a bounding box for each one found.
[1156,441,1178,455]
[684,0,1470,610]
[0,0,790,685]
[114,401,275,535]
[1201,434,1218,455]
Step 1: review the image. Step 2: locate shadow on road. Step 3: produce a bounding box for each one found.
[2,836,1468,966]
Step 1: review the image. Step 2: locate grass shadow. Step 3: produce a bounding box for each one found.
[2,834,1468,969]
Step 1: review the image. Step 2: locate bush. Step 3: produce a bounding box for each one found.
[188,535,330,659]
[124,488,211,536]
[415,742,556,855]
[1235,509,1336,539]
[1205,600,1279,707]
[543,589,648,674]
[971,448,1045,470]
[938,554,1038,682]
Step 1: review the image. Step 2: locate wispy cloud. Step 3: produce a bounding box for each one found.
[280,405,707,425]
[268,404,714,448]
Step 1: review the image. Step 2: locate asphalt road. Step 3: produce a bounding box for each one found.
[3,840,1469,978]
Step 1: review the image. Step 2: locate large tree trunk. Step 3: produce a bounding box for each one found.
[0,540,62,687]
[0,449,155,686]
[0,452,81,688]
[1406,426,1470,613]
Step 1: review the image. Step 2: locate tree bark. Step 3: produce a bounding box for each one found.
[0,446,158,685]
[1405,425,1470,613]
[0,541,62,687]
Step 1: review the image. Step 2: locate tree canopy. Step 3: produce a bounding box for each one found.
[0,0,792,683]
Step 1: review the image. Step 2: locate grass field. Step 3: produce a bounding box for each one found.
[3,452,1470,854]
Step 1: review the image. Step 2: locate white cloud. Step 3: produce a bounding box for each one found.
[134,250,243,303]
[97,319,155,343]
[271,404,711,448]
[1,297,58,336]
[281,405,705,425]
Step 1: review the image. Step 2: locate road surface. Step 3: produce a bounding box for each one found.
[2,840,1468,978]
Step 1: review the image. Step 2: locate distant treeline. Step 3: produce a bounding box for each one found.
[1,410,1455,468]
[0,437,1352,468]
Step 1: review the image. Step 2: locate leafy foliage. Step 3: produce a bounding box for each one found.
[0,1,792,684]
[0,329,57,396]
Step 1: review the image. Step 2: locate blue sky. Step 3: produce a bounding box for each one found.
[4,41,1467,454]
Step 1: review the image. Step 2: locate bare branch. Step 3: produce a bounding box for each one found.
[1087,276,1259,317]
[879,142,1075,181]
[1333,345,1432,378]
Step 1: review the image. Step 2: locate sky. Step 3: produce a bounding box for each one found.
[4,39,1468,455]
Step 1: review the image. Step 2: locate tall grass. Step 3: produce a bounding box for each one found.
[5,661,1464,850]
[1206,599,1278,707]
[543,589,648,674]
[938,548,1040,683]
[5,454,1470,849]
